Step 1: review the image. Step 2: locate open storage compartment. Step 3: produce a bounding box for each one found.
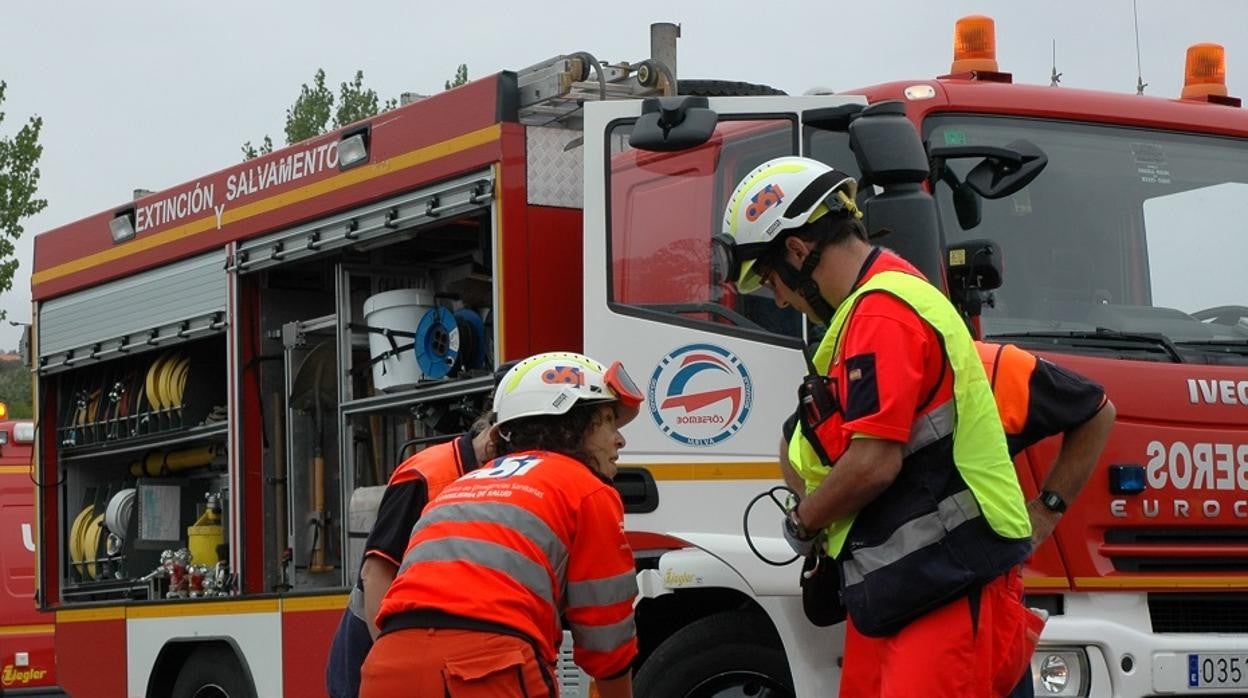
[53,334,229,603]
[237,170,502,592]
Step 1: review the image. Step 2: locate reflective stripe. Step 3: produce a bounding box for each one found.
[398,537,556,609]
[347,584,366,621]
[842,488,982,586]
[570,614,637,653]
[567,570,638,610]
[414,501,569,581]
[904,401,954,456]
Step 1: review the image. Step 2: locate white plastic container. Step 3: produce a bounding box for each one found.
[362,289,434,392]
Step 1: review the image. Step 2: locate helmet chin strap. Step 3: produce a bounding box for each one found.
[772,244,836,325]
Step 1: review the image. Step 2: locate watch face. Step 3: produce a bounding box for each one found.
[1041,491,1066,513]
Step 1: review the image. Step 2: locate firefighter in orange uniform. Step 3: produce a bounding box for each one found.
[718,155,1039,696]
[977,341,1115,698]
[360,352,642,698]
[326,362,510,698]
[781,339,1116,696]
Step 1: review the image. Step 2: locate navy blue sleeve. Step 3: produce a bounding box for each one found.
[362,478,429,566]
[1012,358,1106,453]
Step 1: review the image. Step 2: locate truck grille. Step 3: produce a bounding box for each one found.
[1101,528,1248,573]
[1149,593,1248,633]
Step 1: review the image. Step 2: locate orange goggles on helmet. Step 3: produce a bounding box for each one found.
[605,361,644,408]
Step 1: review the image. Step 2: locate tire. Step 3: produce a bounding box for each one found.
[170,645,256,698]
[634,611,795,698]
[678,79,788,97]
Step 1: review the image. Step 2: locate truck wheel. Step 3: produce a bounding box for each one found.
[170,645,256,698]
[678,79,788,97]
[634,611,794,698]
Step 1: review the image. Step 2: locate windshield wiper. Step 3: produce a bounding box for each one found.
[1172,339,1248,356]
[985,328,1184,363]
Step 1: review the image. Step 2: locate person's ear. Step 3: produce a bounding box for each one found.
[784,235,808,262]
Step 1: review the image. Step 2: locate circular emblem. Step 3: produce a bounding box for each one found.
[648,344,753,446]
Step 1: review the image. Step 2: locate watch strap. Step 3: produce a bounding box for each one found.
[1039,490,1067,514]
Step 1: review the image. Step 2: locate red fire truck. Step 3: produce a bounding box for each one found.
[0,410,63,696]
[25,16,1248,698]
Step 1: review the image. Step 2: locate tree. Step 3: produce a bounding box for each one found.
[0,81,47,321]
[445,64,469,90]
[336,70,397,130]
[240,135,273,160]
[0,358,32,418]
[241,69,395,160]
[285,68,335,145]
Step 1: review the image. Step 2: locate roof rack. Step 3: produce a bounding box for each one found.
[515,23,680,127]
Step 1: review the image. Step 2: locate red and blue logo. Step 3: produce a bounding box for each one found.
[648,344,753,446]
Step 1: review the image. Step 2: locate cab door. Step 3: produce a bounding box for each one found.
[581,96,866,533]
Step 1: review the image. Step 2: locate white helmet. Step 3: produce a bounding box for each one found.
[721,156,859,293]
[493,352,643,427]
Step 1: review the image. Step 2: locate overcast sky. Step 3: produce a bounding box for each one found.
[1,0,1245,350]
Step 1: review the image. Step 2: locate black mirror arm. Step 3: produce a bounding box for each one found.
[928,144,1026,169]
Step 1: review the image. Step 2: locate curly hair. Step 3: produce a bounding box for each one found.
[495,402,605,466]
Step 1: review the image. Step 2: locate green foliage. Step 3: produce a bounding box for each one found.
[285,68,335,145]
[445,64,469,90]
[0,81,47,320]
[243,69,396,160]
[0,359,32,418]
[335,71,397,129]
[240,135,273,160]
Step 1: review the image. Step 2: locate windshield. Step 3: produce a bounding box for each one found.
[929,116,1248,364]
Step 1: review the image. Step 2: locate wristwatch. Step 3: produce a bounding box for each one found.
[1039,490,1068,514]
[786,507,814,541]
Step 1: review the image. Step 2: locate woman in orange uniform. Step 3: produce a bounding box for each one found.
[360,351,643,698]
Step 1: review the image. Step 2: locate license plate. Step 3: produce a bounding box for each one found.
[1189,654,1248,689]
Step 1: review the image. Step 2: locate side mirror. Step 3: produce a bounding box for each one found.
[629,96,717,152]
[929,139,1048,200]
[939,168,982,230]
[965,139,1047,199]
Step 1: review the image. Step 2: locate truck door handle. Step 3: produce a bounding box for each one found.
[613,467,659,514]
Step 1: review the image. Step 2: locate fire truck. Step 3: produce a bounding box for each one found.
[0,409,63,696]
[24,15,1248,698]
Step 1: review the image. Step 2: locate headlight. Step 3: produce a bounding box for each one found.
[1032,647,1090,696]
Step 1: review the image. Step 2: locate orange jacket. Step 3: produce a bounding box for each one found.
[361,436,474,568]
[377,450,638,679]
[976,341,1107,455]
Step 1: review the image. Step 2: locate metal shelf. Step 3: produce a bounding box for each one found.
[61,577,158,603]
[340,375,493,419]
[59,422,228,463]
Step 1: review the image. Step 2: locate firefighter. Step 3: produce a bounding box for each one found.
[779,338,1116,696]
[325,362,515,698]
[359,352,642,698]
[717,155,1037,696]
[977,341,1115,698]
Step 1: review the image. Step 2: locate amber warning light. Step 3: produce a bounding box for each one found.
[951,15,999,74]
[1182,43,1228,99]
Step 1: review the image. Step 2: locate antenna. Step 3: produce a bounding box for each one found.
[1134,0,1148,94]
[1050,39,1062,86]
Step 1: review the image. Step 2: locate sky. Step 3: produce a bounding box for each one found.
[1,0,1246,351]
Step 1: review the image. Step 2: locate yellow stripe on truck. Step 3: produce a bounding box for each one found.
[33,124,502,286]
[127,599,279,619]
[0,624,54,636]
[282,594,350,613]
[642,462,782,481]
[57,607,125,623]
